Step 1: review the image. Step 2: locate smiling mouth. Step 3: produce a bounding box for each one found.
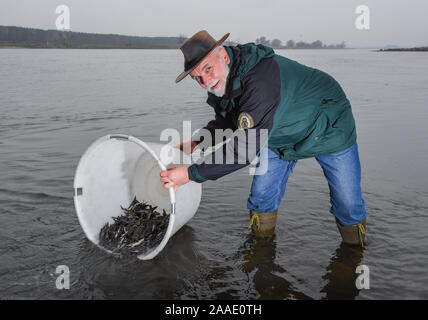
[211,80,220,90]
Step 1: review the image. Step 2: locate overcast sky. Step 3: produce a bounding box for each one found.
[1,0,427,47]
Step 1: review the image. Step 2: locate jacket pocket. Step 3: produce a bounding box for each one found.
[319,97,349,129]
[293,110,331,155]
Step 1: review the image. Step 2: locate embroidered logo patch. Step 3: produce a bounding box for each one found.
[237,112,254,129]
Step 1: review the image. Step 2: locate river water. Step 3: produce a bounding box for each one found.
[1,48,427,299]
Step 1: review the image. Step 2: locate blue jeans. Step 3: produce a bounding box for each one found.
[247,142,367,227]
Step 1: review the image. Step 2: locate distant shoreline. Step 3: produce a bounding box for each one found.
[2,25,425,51]
[0,45,178,49]
[1,25,348,50]
[3,43,426,51]
[378,47,428,52]
[0,25,186,49]
[0,45,354,50]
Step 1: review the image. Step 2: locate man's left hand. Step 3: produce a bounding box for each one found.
[160,166,190,192]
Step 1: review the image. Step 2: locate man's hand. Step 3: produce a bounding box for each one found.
[174,139,198,155]
[160,166,190,192]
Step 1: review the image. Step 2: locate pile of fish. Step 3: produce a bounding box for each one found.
[98,196,170,256]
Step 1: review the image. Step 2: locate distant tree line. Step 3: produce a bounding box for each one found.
[255,36,346,49]
[0,26,185,49]
[0,26,346,50]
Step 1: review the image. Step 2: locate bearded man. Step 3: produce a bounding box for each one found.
[160,30,367,246]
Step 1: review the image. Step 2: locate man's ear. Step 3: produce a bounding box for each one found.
[220,47,230,64]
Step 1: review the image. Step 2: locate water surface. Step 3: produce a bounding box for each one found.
[1,49,427,299]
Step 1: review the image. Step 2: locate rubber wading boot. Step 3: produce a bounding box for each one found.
[335,218,367,248]
[248,210,278,237]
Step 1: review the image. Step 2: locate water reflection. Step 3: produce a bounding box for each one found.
[239,233,366,300]
[320,243,364,300]
[76,223,366,299]
[75,226,203,299]
[240,234,311,300]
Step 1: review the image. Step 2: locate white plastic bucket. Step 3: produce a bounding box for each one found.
[73,134,202,260]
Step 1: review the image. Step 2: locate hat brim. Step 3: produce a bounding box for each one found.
[175,33,230,83]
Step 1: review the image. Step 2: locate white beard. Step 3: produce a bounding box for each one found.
[206,60,230,97]
[207,80,225,97]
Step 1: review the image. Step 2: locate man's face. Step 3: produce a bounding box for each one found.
[189,47,230,97]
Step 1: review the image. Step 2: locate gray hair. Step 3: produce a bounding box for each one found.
[213,46,224,57]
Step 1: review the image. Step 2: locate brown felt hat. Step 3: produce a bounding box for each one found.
[175,30,230,83]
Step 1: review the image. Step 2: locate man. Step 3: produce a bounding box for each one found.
[160,30,367,246]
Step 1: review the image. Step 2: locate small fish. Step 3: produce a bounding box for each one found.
[99,197,170,256]
[129,238,144,247]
